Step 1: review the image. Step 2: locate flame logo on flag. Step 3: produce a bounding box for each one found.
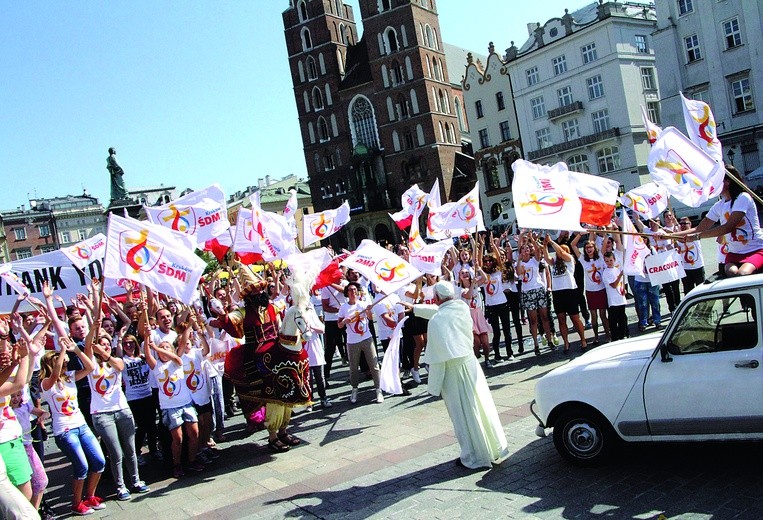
[656,153,702,189]
[519,192,566,216]
[622,194,648,215]
[312,214,333,238]
[691,105,717,146]
[376,261,408,282]
[122,229,163,273]
[456,197,477,221]
[70,244,93,260]
[161,205,193,233]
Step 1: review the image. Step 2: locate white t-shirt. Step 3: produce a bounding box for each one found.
[122,355,152,401]
[420,284,437,305]
[148,328,178,390]
[372,293,401,341]
[88,359,128,414]
[518,257,545,292]
[153,360,193,410]
[706,193,763,254]
[42,372,86,436]
[338,301,372,344]
[0,394,22,443]
[579,255,606,292]
[208,335,237,375]
[182,348,211,406]
[484,272,507,306]
[461,286,484,310]
[321,283,347,321]
[602,266,627,307]
[675,239,705,270]
[550,258,577,292]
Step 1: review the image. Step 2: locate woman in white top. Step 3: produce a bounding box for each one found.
[517,232,554,355]
[458,265,491,368]
[571,231,610,344]
[544,236,587,354]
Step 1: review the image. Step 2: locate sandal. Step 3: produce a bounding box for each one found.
[278,433,302,447]
[267,438,290,453]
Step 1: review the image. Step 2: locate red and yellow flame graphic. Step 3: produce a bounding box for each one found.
[655,159,702,189]
[71,244,92,260]
[312,214,331,238]
[162,204,192,233]
[377,261,406,282]
[622,194,648,215]
[124,229,160,273]
[588,264,602,285]
[94,366,113,397]
[56,393,76,416]
[520,193,566,216]
[159,369,179,397]
[184,361,201,392]
[691,105,717,145]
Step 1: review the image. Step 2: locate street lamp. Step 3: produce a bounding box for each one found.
[727,147,736,165]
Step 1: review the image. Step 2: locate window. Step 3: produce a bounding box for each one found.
[15,248,32,260]
[39,224,50,237]
[641,67,657,90]
[557,86,573,107]
[646,102,661,125]
[526,66,539,86]
[404,131,415,149]
[500,120,511,141]
[635,34,649,53]
[730,76,754,113]
[552,55,567,76]
[306,57,317,80]
[591,109,610,133]
[350,96,381,149]
[78,230,87,241]
[678,0,693,16]
[13,228,26,240]
[496,91,505,111]
[484,161,500,191]
[318,117,329,141]
[40,245,56,254]
[536,128,552,149]
[321,183,332,199]
[567,154,590,173]
[597,146,621,173]
[723,18,742,49]
[61,231,71,243]
[685,34,702,62]
[478,128,490,149]
[297,0,308,22]
[692,89,710,104]
[475,100,484,118]
[312,87,324,110]
[336,179,347,195]
[586,75,604,99]
[667,294,757,355]
[530,96,545,119]
[325,152,335,171]
[562,119,580,141]
[581,43,597,64]
[301,27,313,51]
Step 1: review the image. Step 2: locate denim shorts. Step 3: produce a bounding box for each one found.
[54,425,106,480]
[161,404,198,430]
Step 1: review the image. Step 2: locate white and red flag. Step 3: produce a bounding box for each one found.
[427,182,484,233]
[249,194,298,261]
[104,214,206,304]
[303,201,351,247]
[619,183,668,220]
[648,127,725,207]
[282,189,299,239]
[641,105,662,145]
[203,228,233,263]
[568,171,619,226]
[408,203,426,254]
[340,240,422,296]
[389,185,428,230]
[511,160,584,231]
[680,92,723,164]
[0,263,30,297]
[144,184,229,244]
[425,179,452,240]
[60,233,107,270]
[621,211,650,277]
[231,208,262,264]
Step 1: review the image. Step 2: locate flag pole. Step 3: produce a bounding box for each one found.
[724,168,763,207]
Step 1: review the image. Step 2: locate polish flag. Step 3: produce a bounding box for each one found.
[389,185,428,230]
[203,229,233,263]
[569,171,620,227]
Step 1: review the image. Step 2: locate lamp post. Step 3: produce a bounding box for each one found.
[727,147,736,166]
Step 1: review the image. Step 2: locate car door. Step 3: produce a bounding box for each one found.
[642,289,763,438]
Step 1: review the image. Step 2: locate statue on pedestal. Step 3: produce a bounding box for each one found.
[107,147,128,202]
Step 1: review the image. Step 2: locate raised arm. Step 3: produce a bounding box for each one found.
[570,232,583,259]
[42,281,69,339]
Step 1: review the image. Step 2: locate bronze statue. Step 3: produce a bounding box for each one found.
[107,147,128,201]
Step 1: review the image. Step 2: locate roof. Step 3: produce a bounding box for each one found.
[443,43,486,87]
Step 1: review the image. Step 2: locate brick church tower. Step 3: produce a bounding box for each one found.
[283,0,471,249]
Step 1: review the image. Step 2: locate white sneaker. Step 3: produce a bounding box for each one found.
[411,369,421,384]
[350,388,358,404]
[552,335,560,346]
[376,389,384,403]
[541,336,548,346]
[507,355,515,361]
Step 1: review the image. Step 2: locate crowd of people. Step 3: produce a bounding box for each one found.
[2,165,763,519]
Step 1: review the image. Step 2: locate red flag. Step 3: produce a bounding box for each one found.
[235,252,264,265]
[312,254,348,290]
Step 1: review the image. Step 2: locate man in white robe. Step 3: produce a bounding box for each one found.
[413,281,509,469]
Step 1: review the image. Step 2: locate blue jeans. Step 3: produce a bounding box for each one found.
[634,280,661,326]
[54,425,106,480]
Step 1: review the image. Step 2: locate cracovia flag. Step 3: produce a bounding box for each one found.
[619,183,668,220]
[283,189,299,239]
[427,182,485,233]
[389,184,428,231]
[60,233,107,270]
[409,240,452,275]
[249,194,298,261]
[512,160,584,231]
[621,210,650,277]
[303,201,351,247]
[680,92,723,164]
[231,208,263,265]
[0,263,30,297]
[641,105,662,145]
[341,240,422,296]
[104,214,206,304]
[144,184,229,243]
[568,171,619,226]
[648,127,725,207]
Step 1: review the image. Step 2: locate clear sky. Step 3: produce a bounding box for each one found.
[0,0,572,211]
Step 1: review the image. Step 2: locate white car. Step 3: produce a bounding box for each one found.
[532,274,762,465]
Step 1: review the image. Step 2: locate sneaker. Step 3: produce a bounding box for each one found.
[132,481,150,494]
[137,454,147,466]
[552,335,560,346]
[187,460,205,472]
[541,336,548,346]
[305,405,313,412]
[203,447,220,460]
[507,355,515,361]
[83,496,106,511]
[411,369,421,384]
[72,502,94,516]
[584,320,592,330]
[196,452,213,465]
[376,389,384,403]
[494,355,503,362]
[484,359,493,369]
[401,369,410,379]
[350,388,358,404]
[321,398,333,408]
[117,487,131,501]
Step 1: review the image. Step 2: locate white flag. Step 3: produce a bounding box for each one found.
[104,214,206,304]
[249,195,298,261]
[641,104,662,145]
[425,179,453,240]
[409,240,452,275]
[231,208,259,256]
[0,263,30,297]
[303,201,351,247]
[511,160,584,231]
[283,189,299,239]
[680,92,723,164]
[144,184,229,243]
[340,240,422,296]
[379,316,407,395]
[619,183,669,220]
[59,233,107,270]
[427,182,485,233]
[408,203,426,254]
[621,211,650,277]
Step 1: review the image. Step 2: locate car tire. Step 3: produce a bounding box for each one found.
[552,405,619,466]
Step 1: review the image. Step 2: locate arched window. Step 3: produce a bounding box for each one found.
[385,28,399,54]
[339,23,348,44]
[336,49,345,76]
[432,57,442,81]
[391,60,404,85]
[319,53,326,74]
[306,56,317,80]
[297,60,305,82]
[484,159,501,190]
[397,94,410,119]
[387,96,395,121]
[348,95,381,150]
[438,89,449,114]
[321,182,332,199]
[330,114,339,136]
[410,89,419,113]
[424,25,433,48]
[324,151,335,170]
[379,0,391,12]
[303,91,310,112]
[317,117,329,141]
[325,84,332,105]
[432,28,439,50]
[301,27,312,51]
[298,0,308,22]
[312,87,324,110]
[392,130,401,151]
[336,179,348,195]
[454,97,466,131]
[308,122,315,143]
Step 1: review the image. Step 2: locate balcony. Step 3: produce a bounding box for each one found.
[527,127,620,160]
[547,100,584,121]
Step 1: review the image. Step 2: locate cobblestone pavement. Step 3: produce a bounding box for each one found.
[43,242,762,520]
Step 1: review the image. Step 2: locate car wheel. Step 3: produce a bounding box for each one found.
[552,406,618,465]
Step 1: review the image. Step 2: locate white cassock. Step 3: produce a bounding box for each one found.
[414,299,509,469]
